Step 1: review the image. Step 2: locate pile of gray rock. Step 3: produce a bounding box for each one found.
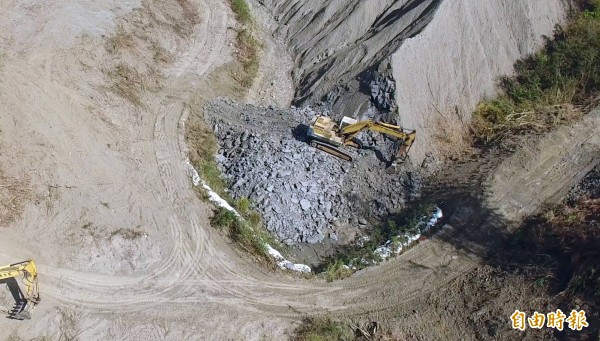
[567,164,600,203]
[370,68,397,112]
[204,99,417,245]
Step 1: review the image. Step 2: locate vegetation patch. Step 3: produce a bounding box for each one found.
[103,0,203,106]
[185,105,276,268]
[109,228,146,240]
[509,197,600,338]
[292,317,354,341]
[315,203,436,280]
[0,171,31,226]
[472,0,600,144]
[210,204,276,266]
[234,29,261,87]
[519,198,599,298]
[186,121,232,202]
[228,0,261,88]
[151,41,173,64]
[174,0,201,28]
[324,259,353,282]
[106,26,135,54]
[230,0,253,25]
[109,63,147,107]
[292,317,398,341]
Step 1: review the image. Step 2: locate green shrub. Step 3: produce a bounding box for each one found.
[247,210,262,228]
[314,203,436,278]
[325,260,353,282]
[227,0,261,88]
[472,2,600,143]
[211,208,237,229]
[210,207,274,265]
[186,122,233,201]
[234,196,251,216]
[235,29,260,87]
[230,0,252,25]
[292,317,353,341]
[200,160,231,201]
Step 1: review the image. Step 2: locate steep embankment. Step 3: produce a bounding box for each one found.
[258,0,442,103]
[392,0,567,164]
[260,0,567,165]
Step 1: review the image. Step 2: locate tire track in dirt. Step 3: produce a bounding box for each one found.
[30,0,244,316]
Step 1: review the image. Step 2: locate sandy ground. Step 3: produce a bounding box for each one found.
[0,1,598,340]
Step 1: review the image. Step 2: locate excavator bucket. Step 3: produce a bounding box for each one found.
[0,259,40,320]
[9,300,34,320]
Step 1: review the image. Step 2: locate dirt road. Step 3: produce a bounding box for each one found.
[0,1,597,340]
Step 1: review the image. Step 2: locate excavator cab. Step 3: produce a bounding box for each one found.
[0,260,40,320]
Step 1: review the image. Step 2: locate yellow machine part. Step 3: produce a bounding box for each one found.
[308,115,417,162]
[310,140,352,161]
[0,259,40,320]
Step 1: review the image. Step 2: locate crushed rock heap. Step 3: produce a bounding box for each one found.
[203,98,421,245]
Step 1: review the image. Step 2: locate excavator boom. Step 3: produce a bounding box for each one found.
[340,120,416,161]
[0,259,40,320]
[307,115,416,163]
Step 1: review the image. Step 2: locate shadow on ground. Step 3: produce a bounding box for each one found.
[425,158,600,340]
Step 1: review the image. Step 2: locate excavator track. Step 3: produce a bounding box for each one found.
[310,140,352,161]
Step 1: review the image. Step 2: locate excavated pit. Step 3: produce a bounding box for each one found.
[202,0,568,249]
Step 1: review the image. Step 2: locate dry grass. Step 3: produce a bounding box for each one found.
[102,0,203,107]
[292,317,353,341]
[234,28,261,88]
[227,0,261,88]
[0,171,31,226]
[471,99,582,144]
[109,228,146,240]
[109,63,146,107]
[154,0,202,37]
[175,0,201,26]
[106,26,135,54]
[429,108,474,161]
[516,197,600,338]
[472,1,600,144]
[6,331,22,341]
[292,317,402,341]
[185,121,232,201]
[210,207,276,267]
[57,309,82,341]
[151,41,173,64]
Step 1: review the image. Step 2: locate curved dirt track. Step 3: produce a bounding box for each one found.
[0,1,598,340]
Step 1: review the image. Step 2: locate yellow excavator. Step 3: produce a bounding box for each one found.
[0,259,40,320]
[307,116,416,163]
